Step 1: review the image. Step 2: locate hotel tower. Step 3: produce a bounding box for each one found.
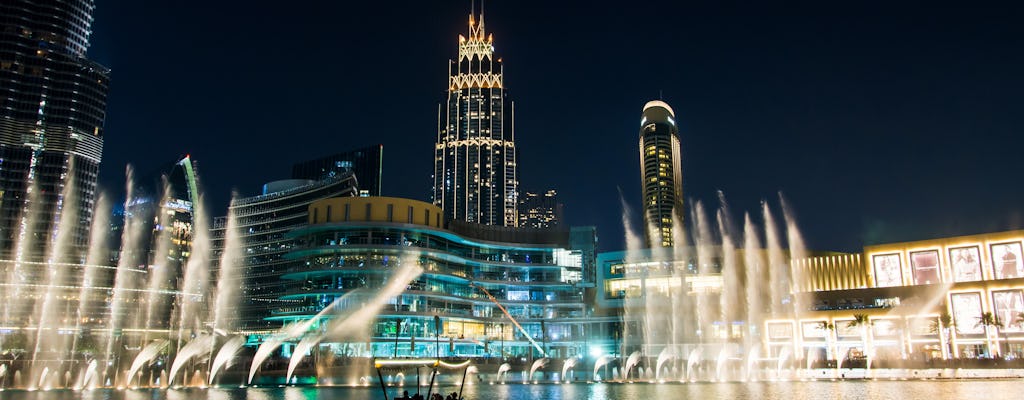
[639,100,683,248]
[432,8,518,227]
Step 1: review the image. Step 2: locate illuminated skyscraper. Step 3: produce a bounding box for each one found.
[518,189,561,229]
[639,100,683,248]
[432,8,518,226]
[0,0,109,260]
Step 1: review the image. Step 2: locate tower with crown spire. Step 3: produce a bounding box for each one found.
[432,5,518,226]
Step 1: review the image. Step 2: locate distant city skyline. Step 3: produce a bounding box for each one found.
[88,1,1024,252]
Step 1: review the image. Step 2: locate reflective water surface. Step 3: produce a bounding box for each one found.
[2,381,1024,400]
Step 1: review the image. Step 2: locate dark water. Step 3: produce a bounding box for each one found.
[2,380,1023,400]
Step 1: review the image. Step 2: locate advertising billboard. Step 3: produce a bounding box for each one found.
[951,292,983,334]
[991,241,1023,279]
[992,290,1024,333]
[909,250,941,285]
[949,246,982,282]
[872,253,903,287]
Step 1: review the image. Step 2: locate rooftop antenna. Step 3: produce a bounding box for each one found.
[659,90,664,100]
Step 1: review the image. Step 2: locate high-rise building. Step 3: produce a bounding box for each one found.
[211,174,358,332]
[432,8,518,227]
[291,144,384,197]
[518,189,561,229]
[639,100,683,248]
[0,0,109,261]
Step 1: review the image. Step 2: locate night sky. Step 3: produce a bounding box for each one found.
[88,1,1024,253]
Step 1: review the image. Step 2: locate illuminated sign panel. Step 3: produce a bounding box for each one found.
[950,292,983,334]
[949,245,982,282]
[909,250,940,285]
[802,322,826,339]
[992,289,1024,333]
[991,241,1023,279]
[767,322,793,340]
[872,253,903,287]
[872,319,898,337]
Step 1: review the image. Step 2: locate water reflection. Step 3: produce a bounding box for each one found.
[1,381,1023,400]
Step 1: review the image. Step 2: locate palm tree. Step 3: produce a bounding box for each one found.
[976,312,1004,357]
[817,321,836,361]
[847,314,873,367]
[929,312,955,359]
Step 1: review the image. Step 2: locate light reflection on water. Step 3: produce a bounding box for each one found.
[3,381,1024,400]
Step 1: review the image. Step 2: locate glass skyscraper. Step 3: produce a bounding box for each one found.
[432,9,518,227]
[639,100,683,248]
[291,144,384,197]
[0,0,109,261]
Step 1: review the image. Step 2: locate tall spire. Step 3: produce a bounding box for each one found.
[468,0,486,40]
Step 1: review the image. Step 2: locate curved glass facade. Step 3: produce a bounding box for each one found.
[277,197,587,359]
[212,175,359,332]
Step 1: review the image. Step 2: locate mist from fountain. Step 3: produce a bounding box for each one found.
[0,161,254,390]
[142,182,175,343]
[3,169,41,329]
[654,346,675,380]
[211,195,243,346]
[776,346,792,379]
[621,351,641,381]
[247,291,360,384]
[685,347,702,381]
[168,334,214,386]
[105,166,147,364]
[561,357,578,382]
[624,192,814,378]
[27,170,78,390]
[716,193,740,337]
[286,335,320,384]
[71,194,111,358]
[591,355,611,381]
[743,213,766,352]
[126,340,169,387]
[715,345,731,381]
[177,196,212,344]
[250,260,424,385]
[208,335,244,385]
[527,357,549,382]
[76,359,98,390]
[497,363,511,383]
[745,343,760,381]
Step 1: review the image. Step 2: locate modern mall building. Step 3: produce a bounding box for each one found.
[212,174,359,332]
[791,230,1024,361]
[276,196,591,359]
[596,230,1024,364]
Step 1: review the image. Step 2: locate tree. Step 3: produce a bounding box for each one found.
[929,312,955,359]
[847,314,873,366]
[976,312,1004,357]
[817,321,836,361]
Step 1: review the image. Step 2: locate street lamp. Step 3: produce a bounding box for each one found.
[427,315,441,400]
[394,319,401,358]
[434,315,441,359]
